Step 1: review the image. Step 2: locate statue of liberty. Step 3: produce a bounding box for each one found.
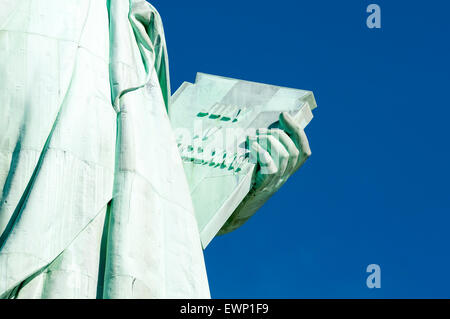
[0,0,313,298]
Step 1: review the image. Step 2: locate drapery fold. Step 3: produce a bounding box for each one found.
[0,0,209,298]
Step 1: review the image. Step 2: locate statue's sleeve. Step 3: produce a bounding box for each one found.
[129,1,170,108]
[110,0,170,111]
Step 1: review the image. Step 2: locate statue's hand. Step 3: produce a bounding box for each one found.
[218,112,311,235]
[248,112,311,195]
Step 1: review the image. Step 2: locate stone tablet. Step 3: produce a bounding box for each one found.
[170,73,317,247]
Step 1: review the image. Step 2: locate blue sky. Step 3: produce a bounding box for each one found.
[153,0,450,298]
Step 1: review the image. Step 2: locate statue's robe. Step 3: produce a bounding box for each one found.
[0,0,210,298]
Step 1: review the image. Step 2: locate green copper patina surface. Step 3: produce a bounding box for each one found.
[0,0,315,298]
[170,73,316,247]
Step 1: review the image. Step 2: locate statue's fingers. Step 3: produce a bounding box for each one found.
[266,128,299,177]
[279,112,301,148]
[256,133,289,181]
[250,142,278,190]
[294,128,312,171]
[280,112,312,171]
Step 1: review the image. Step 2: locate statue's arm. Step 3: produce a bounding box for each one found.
[218,112,312,235]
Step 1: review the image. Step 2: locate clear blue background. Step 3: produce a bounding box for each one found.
[153,0,450,298]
